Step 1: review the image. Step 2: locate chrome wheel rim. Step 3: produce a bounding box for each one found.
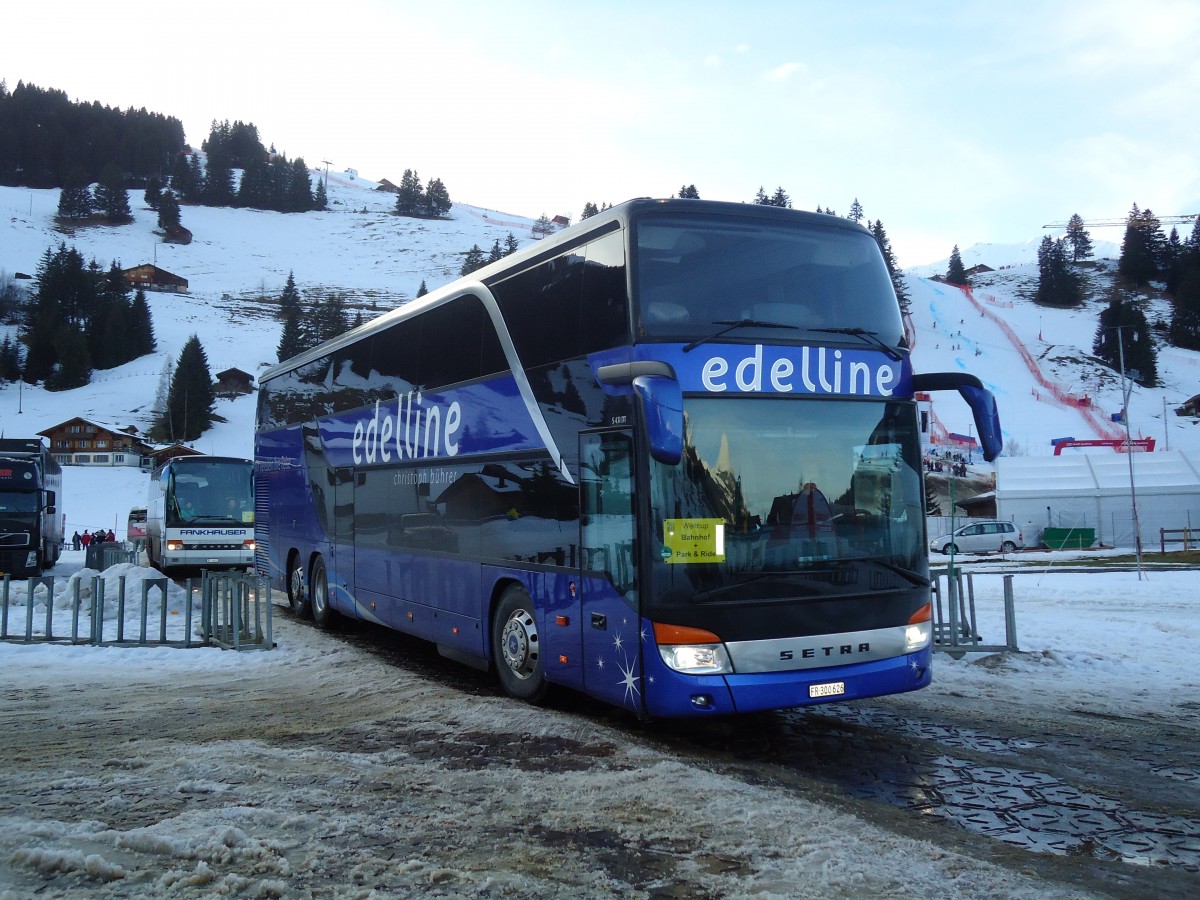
[500,609,538,680]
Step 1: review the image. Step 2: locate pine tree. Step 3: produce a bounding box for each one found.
[277,306,308,361]
[158,334,216,441]
[395,169,423,216]
[277,271,301,320]
[945,245,969,286]
[424,177,451,216]
[144,176,162,211]
[1169,262,1200,350]
[130,285,157,356]
[94,163,132,222]
[870,220,910,314]
[770,187,791,208]
[504,232,520,256]
[460,244,486,275]
[169,152,197,200]
[203,156,235,207]
[0,335,22,381]
[1093,290,1158,387]
[56,168,93,220]
[531,215,554,239]
[1118,204,1166,286]
[287,158,313,212]
[1035,236,1082,307]
[487,239,504,264]
[1065,213,1093,263]
[45,325,91,391]
[313,177,328,210]
[157,189,182,232]
[677,184,700,199]
[848,198,865,224]
[416,280,429,298]
[580,202,600,220]
[753,187,770,205]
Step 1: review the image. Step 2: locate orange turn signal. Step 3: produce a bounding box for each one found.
[653,622,722,645]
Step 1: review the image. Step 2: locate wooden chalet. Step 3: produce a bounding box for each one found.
[122,264,189,293]
[214,367,255,397]
[38,418,153,468]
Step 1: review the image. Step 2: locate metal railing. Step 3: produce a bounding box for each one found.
[930,567,1018,657]
[1,570,273,650]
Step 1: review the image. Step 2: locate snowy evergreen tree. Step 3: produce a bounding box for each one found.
[157,189,182,232]
[848,198,865,224]
[1118,204,1167,286]
[93,163,132,222]
[157,334,216,441]
[423,177,452,216]
[143,176,162,211]
[945,245,969,286]
[504,232,520,256]
[1036,236,1082,307]
[276,305,309,361]
[277,271,301,320]
[460,244,487,275]
[56,168,93,220]
[870,220,909,314]
[130,286,156,356]
[1065,213,1093,263]
[1093,290,1157,387]
[753,186,770,205]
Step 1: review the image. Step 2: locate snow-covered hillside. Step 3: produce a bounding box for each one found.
[3,176,1200,536]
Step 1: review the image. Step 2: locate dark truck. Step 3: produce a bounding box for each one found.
[0,438,64,578]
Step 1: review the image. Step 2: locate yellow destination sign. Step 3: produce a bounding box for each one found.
[662,518,726,564]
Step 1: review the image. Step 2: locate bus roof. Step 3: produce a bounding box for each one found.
[259,198,875,385]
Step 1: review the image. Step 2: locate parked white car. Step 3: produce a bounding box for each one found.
[929,521,1024,555]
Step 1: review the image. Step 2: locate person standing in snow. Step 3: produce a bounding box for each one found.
[71,531,81,551]
[80,530,92,548]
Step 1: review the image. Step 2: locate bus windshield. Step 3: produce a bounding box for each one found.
[648,397,925,608]
[634,212,903,345]
[167,460,254,526]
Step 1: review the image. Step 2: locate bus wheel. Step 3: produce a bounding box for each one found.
[288,555,311,618]
[492,584,548,703]
[310,555,338,630]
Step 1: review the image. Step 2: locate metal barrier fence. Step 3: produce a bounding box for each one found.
[0,570,273,650]
[930,567,1018,657]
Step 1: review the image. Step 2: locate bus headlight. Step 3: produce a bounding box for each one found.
[653,622,732,674]
[167,540,183,552]
[906,603,932,651]
[658,643,733,674]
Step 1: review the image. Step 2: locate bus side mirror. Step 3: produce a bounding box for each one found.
[44,490,56,515]
[633,374,683,465]
[909,372,1003,462]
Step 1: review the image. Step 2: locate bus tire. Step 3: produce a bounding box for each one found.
[309,555,338,630]
[492,584,549,704]
[288,553,311,618]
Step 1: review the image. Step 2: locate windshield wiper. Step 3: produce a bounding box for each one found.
[683,319,798,353]
[810,327,902,361]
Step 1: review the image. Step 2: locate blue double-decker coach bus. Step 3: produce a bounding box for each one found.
[254,198,1001,718]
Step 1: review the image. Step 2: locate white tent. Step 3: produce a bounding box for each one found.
[995,450,1200,549]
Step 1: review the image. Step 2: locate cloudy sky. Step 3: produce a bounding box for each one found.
[7,0,1198,265]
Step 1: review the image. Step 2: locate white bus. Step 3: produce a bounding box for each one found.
[146,455,254,573]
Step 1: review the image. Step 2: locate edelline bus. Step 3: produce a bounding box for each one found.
[255,198,1001,718]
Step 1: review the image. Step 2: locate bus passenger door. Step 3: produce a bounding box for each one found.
[331,467,356,617]
[579,430,643,713]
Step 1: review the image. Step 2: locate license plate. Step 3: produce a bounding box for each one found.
[809,681,845,699]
